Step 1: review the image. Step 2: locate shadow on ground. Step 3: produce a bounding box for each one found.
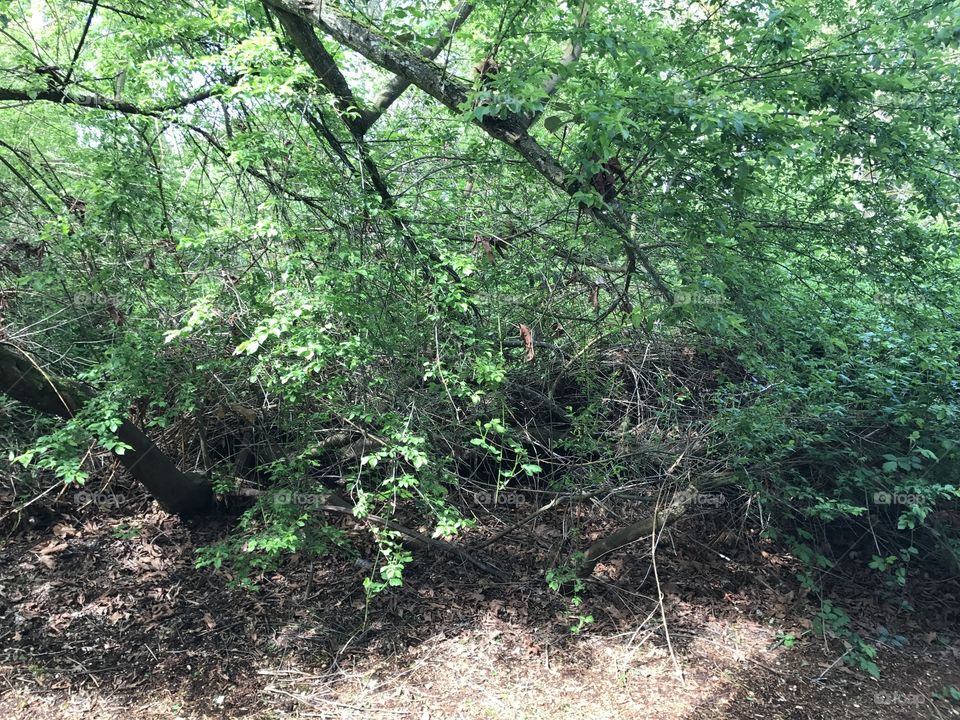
[1,489,958,719]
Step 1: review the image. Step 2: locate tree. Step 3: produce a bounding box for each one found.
[0,0,957,596]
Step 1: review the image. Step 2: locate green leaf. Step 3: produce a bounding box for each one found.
[543,115,564,133]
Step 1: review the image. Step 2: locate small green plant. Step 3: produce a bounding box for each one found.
[774,632,798,649]
[547,555,594,634]
[546,558,585,597]
[362,528,413,596]
[469,417,542,498]
[211,473,238,496]
[195,490,348,590]
[570,613,595,634]
[813,599,880,679]
[868,545,918,588]
[111,523,140,540]
[934,686,960,704]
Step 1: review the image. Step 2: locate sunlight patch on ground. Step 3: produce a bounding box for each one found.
[262,618,778,719]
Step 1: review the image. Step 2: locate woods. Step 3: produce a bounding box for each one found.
[0,0,959,717]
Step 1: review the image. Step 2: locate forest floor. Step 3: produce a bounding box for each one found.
[1,486,959,720]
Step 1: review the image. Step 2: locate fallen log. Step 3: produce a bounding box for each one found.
[0,342,213,518]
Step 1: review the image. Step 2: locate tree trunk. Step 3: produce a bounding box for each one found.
[0,343,213,518]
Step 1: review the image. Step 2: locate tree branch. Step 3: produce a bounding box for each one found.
[276,14,423,251]
[355,1,476,135]
[60,0,99,88]
[273,8,364,134]
[0,151,56,214]
[575,485,699,577]
[0,342,212,517]
[0,81,234,115]
[274,9,460,281]
[68,0,146,21]
[266,0,673,302]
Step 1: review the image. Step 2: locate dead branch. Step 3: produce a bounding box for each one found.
[575,484,701,577]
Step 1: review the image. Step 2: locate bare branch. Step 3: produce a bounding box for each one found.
[356,1,476,135]
[60,0,99,88]
[0,81,234,115]
[273,8,364,134]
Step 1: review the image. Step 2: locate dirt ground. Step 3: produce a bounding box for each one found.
[1,487,958,720]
